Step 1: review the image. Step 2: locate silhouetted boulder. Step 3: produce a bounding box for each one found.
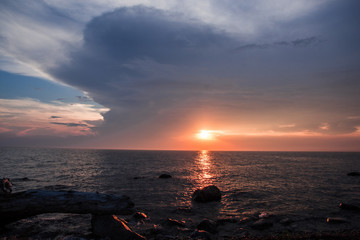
[0,190,135,226]
[159,174,172,179]
[347,172,360,176]
[339,202,360,211]
[91,214,145,240]
[1,178,12,194]
[192,185,221,203]
[197,219,217,234]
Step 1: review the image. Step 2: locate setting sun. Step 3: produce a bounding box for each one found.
[197,130,214,140]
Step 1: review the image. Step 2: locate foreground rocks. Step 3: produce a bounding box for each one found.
[0,190,135,226]
[192,185,221,203]
[91,214,145,240]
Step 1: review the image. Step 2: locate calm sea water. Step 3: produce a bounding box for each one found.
[1,147,360,236]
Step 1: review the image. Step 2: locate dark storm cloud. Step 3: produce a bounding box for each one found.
[50,3,360,139]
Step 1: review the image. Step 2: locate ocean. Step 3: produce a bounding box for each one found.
[1,147,360,239]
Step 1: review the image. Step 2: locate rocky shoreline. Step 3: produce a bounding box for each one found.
[1,174,360,240]
[1,210,360,240]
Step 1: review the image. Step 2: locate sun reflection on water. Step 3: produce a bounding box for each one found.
[194,150,214,188]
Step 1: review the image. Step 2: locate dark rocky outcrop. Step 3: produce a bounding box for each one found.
[197,219,217,234]
[0,190,135,226]
[192,185,221,203]
[91,214,145,240]
[159,174,172,179]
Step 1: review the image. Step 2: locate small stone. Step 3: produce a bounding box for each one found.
[1,178,12,194]
[159,174,172,179]
[326,217,349,224]
[197,219,217,234]
[192,185,221,203]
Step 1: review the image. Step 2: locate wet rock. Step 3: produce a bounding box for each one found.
[326,217,349,224]
[91,214,145,240]
[133,212,147,220]
[251,219,273,230]
[159,174,172,179]
[190,230,213,240]
[339,202,360,211]
[192,185,221,203]
[347,172,360,176]
[197,219,217,234]
[1,178,12,194]
[166,218,186,227]
[259,212,272,219]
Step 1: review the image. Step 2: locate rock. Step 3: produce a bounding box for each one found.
[339,202,360,211]
[192,185,221,203]
[133,212,147,220]
[326,217,349,224]
[91,214,145,240]
[1,178,12,194]
[197,219,217,234]
[166,218,186,227]
[347,172,360,176]
[0,190,135,226]
[190,230,213,240]
[251,219,273,230]
[159,174,172,179]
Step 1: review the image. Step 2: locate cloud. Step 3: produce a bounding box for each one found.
[2,2,360,149]
[0,98,109,137]
[45,4,360,149]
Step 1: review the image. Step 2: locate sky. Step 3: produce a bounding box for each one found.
[0,0,360,151]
